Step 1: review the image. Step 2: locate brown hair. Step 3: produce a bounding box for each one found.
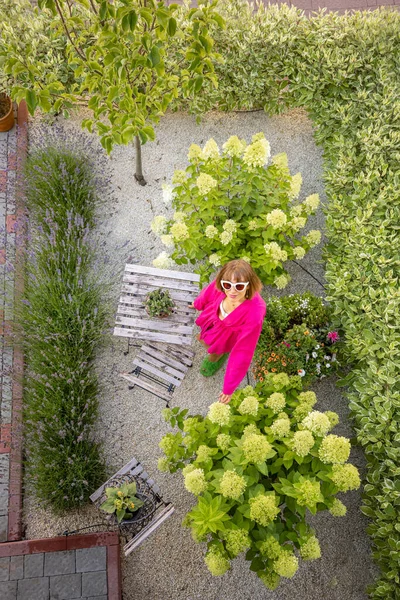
[215,259,262,300]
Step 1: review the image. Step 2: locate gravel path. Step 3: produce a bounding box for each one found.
[24,108,376,600]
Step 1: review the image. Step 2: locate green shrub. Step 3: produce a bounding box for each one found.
[21,129,108,511]
[151,134,321,285]
[158,376,359,588]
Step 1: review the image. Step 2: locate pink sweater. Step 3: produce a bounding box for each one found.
[193,281,266,395]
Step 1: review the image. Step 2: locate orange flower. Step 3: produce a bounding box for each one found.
[259,377,264,382]
[282,362,287,366]
[267,358,272,363]
[271,353,276,358]
[304,331,309,335]
[271,368,277,372]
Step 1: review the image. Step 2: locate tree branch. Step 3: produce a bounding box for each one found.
[54,0,87,62]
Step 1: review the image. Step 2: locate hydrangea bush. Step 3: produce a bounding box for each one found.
[151,133,321,284]
[158,374,360,589]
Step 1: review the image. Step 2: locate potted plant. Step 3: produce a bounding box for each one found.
[145,288,175,318]
[0,92,14,132]
[100,481,145,524]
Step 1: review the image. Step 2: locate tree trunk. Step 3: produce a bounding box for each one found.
[134,135,147,186]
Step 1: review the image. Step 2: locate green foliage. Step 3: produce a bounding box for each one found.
[100,482,144,523]
[254,294,339,385]
[0,0,224,154]
[174,3,400,595]
[145,288,175,318]
[20,130,108,511]
[158,377,359,587]
[151,134,321,285]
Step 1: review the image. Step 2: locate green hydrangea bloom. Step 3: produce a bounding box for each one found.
[222,135,245,158]
[151,215,167,235]
[297,391,317,406]
[242,385,255,395]
[270,418,291,439]
[300,536,321,560]
[326,411,340,428]
[216,434,231,452]
[203,138,220,159]
[191,528,205,543]
[196,445,214,463]
[273,551,299,578]
[173,211,186,222]
[330,464,361,492]
[292,430,315,457]
[289,172,302,200]
[220,470,247,500]
[243,424,260,437]
[170,221,189,241]
[272,151,289,169]
[296,479,323,506]
[266,209,287,229]
[184,468,208,496]
[293,402,314,422]
[238,396,259,417]
[207,402,231,426]
[183,417,198,433]
[223,219,237,233]
[182,464,195,476]
[271,373,290,389]
[293,246,306,260]
[242,433,272,464]
[224,529,251,557]
[305,230,322,247]
[304,193,320,213]
[182,435,194,448]
[159,433,178,456]
[187,143,204,162]
[171,169,187,184]
[302,411,331,437]
[204,548,230,576]
[318,435,351,464]
[329,498,347,517]
[157,457,170,472]
[162,408,172,422]
[258,570,281,590]
[243,138,271,169]
[265,392,286,414]
[259,536,282,560]
[249,494,280,526]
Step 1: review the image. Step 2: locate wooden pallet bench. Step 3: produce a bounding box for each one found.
[90,457,174,556]
[114,264,200,346]
[120,342,194,406]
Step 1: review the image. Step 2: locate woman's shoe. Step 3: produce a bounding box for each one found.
[200,354,228,377]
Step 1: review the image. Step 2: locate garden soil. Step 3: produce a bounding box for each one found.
[25,108,377,600]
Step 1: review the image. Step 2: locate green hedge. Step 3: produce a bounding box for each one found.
[21,129,107,511]
[175,4,400,597]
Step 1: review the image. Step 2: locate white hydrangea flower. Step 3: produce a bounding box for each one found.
[197,173,218,196]
[162,183,174,205]
[304,194,320,213]
[305,230,322,247]
[203,138,220,159]
[243,138,271,170]
[264,242,287,262]
[220,230,233,246]
[293,246,306,260]
[289,173,302,200]
[209,253,221,267]
[290,216,307,232]
[223,219,237,233]
[173,211,186,223]
[248,220,258,231]
[151,215,167,236]
[160,234,174,248]
[222,135,244,158]
[274,274,290,289]
[205,225,218,239]
[153,251,174,269]
[266,209,287,229]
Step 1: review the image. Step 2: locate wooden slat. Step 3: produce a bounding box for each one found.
[115,315,193,335]
[120,372,173,402]
[117,304,193,324]
[132,358,183,387]
[90,457,139,503]
[137,351,186,379]
[141,345,189,372]
[118,296,194,316]
[125,263,200,282]
[114,327,192,346]
[162,343,195,362]
[123,504,175,556]
[123,273,199,293]
[121,283,196,303]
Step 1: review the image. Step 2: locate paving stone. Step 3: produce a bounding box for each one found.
[24,554,44,578]
[0,515,8,542]
[0,557,10,581]
[0,481,10,512]
[81,571,107,597]
[0,453,10,481]
[9,556,24,581]
[49,573,81,599]
[76,547,106,573]
[87,596,107,600]
[44,551,75,577]
[0,580,18,600]
[17,576,49,600]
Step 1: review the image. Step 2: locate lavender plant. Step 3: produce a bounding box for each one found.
[20,128,109,511]
[158,374,360,589]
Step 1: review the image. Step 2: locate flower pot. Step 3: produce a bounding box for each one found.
[0,94,15,133]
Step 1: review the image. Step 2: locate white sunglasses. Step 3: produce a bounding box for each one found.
[221,280,249,292]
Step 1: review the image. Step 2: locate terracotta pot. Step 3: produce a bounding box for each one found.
[0,95,15,133]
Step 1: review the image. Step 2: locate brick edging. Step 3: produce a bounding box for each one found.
[7,100,28,541]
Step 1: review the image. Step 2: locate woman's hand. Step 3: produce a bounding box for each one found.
[188,303,195,309]
[218,392,232,404]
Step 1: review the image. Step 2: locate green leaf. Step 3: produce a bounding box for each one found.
[167,17,177,37]
[122,11,138,33]
[25,89,37,115]
[150,46,161,67]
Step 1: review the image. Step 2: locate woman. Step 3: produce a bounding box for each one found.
[192,259,266,404]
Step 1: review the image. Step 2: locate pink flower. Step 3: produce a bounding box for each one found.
[327,331,339,343]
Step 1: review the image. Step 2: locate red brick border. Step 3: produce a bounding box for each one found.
[0,532,121,599]
[7,100,28,542]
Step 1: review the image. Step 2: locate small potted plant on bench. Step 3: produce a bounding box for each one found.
[145,288,175,318]
[100,481,145,524]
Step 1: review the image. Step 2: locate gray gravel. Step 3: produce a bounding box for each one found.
[24,108,376,600]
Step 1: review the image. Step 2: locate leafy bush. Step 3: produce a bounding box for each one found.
[172,5,400,594]
[254,294,340,385]
[151,133,321,285]
[20,128,108,511]
[158,376,360,589]
[145,288,175,318]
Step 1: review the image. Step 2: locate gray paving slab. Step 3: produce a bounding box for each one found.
[0,515,8,542]
[9,556,24,581]
[17,576,49,600]
[49,573,81,599]
[0,556,10,581]
[24,553,44,579]
[76,547,106,573]
[44,550,76,577]
[0,579,18,600]
[81,571,107,598]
